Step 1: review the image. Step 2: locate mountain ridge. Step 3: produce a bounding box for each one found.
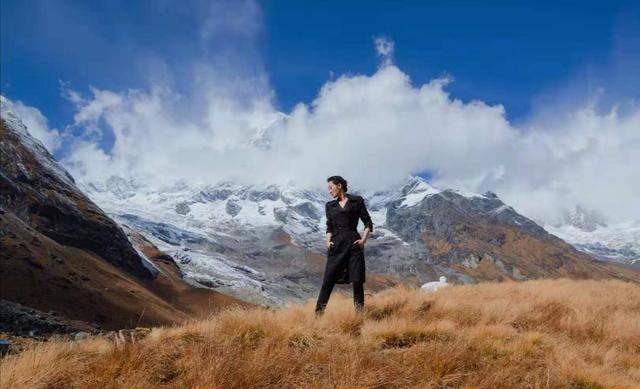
[3,94,639,319]
[74,171,640,307]
[0,96,255,334]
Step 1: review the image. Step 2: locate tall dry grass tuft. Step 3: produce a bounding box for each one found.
[2,278,640,388]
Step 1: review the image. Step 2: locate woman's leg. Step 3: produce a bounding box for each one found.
[315,279,336,316]
[353,281,364,313]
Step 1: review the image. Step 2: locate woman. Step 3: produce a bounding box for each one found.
[315,175,373,317]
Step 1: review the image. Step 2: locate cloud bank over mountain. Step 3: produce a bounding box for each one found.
[2,1,638,227]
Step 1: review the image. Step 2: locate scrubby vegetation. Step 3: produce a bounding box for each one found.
[2,278,640,388]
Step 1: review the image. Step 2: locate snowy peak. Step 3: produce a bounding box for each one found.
[387,175,548,242]
[83,176,147,200]
[78,173,534,243]
[393,175,505,210]
[397,176,441,207]
[77,174,330,242]
[543,206,638,266]
[560,205,607,232]
[0,95,31,138]
[545,222,640,266]
[0,95,76,187]
[247,112,288,150]
[394,175,498,209]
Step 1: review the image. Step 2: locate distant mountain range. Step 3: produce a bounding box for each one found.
[2,95,639,333]
[72,160,640,307]
[545,206,639,267]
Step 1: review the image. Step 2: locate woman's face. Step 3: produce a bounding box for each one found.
[327,181,342,198]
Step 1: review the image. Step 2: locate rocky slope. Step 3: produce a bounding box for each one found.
[0,97,254,333]
[0,104,152,279]
[385,178,640,283]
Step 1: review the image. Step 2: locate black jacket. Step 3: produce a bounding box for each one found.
[325,193,373,234]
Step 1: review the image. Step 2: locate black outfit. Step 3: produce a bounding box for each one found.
[315,193,373,315]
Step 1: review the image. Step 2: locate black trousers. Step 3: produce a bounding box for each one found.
[315,279,364,314]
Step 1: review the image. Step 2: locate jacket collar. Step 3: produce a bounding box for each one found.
[331,193,356,206]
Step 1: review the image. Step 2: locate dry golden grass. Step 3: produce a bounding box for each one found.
[2,278,640,388]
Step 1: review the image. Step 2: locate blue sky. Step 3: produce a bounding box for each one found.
[3,0,638,135]
[263,1,638,116]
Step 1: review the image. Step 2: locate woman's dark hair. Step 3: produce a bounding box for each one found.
[327,175,348,192]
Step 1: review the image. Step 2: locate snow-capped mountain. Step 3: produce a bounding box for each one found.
[1,96,252,333]
[0,96,76,188]
[546,222,640,267]
[0,96,152,279]
[77,176,365,306]
[75,172,640,307]
[540,205,639,267]
[560,206,607,233]
[247,112,288,150]
[4,94,640,313]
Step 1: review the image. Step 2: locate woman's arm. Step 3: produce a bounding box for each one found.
[325,202,334,248]
[358,197,373,243]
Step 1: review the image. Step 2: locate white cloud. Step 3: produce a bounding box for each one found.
[374,37,394,67]
[3,0,635,230]
[9,100,62,153]
[59,140,114,183]
[56,56,639,226]
[490,103,640,225]
[59,82,279,188]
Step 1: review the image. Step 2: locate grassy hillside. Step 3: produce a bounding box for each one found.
[2,278,640,388]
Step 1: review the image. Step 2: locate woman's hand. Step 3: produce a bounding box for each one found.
[352,239,365,249]
[327,241,335,249]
